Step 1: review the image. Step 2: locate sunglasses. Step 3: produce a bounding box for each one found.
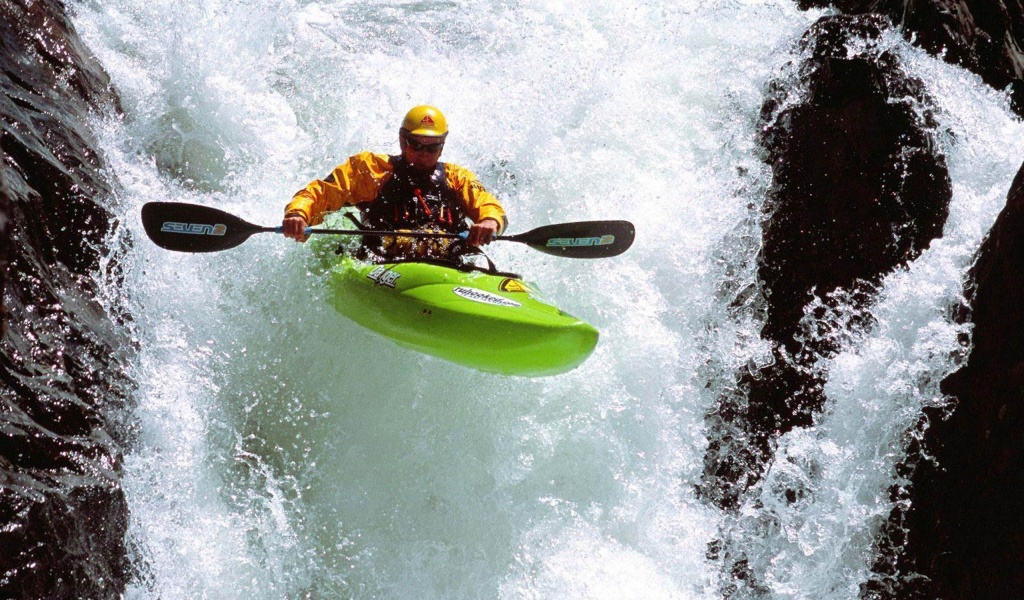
[403,136,445,153]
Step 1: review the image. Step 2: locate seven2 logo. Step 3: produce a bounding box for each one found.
[162,221,227,236]
[545,235,615,248]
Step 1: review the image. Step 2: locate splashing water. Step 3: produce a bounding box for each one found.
[71,0,1024,597]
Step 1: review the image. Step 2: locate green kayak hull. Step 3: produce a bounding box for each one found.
[326,256,599,376]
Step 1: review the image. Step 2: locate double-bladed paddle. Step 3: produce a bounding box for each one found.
[141,202,635,259]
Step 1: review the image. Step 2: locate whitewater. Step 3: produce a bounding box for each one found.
[69,0,1024,598]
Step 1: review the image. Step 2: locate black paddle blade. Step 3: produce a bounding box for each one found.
[141,202,269,253]
[507,220,636,258]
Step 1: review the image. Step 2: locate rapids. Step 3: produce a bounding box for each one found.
[68,0,1024,597]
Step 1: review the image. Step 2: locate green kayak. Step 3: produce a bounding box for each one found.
[324,255,599,376]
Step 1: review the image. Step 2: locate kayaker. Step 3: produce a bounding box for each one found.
[281,105,507,260]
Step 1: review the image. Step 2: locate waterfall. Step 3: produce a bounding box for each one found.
[64,0,1024,597]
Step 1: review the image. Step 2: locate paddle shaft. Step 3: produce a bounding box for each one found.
[297,226,463,240]
[294,227,529,242]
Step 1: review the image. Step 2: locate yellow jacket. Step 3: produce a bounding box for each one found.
[285,151,507,232]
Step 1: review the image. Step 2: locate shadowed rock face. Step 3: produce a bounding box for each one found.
[702,15,951,510]
[799,0,1024,116]
[866,161,1024,599]
[794,5,1024,598]
[1,0,134,597]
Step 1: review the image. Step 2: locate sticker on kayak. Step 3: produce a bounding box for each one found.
[545,235,615,248]
[499,278,531,293]
[453,287,521,308]
[161,221,227,236]
[367,266,401,288]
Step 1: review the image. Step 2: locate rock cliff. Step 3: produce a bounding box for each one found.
[0,0,134,597]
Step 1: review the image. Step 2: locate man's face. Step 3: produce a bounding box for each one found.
[401,133,445,171]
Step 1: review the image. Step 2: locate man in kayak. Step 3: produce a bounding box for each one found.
[282,105,507,260]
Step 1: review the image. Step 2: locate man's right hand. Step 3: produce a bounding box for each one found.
[282,213,309,242]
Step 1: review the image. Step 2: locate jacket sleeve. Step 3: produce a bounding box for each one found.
[445,164,508,234]
[284,152,392,225]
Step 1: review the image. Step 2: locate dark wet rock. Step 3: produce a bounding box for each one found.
[701,14,951,511]
[799,0,1024,116]
[865,160,1024,599]
[1,0,133,597]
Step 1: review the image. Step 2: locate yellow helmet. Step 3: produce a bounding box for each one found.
[400,105,448,138]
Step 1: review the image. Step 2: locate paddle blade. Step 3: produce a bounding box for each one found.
[141,202,268,253]
[506,220,636,258]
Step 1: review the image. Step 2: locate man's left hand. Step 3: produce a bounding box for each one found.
[467,218,500,247]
